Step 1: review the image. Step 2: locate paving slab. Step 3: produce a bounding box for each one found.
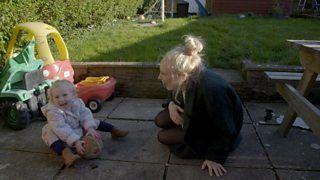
[245,102,287,125]
[93,97,123,118]
[170,124,270,168]
[0,150,61,180]
[99,119,170,163]
[276,169,320,180]
[109,98,251,123]
[166,164,275,180]
[255,125,320,170]
[108,98,166,120]
[0,118,105,153]
[242,105,252,124]
[55,160,165,180]
[0,121,49,153]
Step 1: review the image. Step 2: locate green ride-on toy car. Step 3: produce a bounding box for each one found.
[0,40,52,130]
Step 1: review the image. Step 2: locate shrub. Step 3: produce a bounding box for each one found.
[0,0,143,61]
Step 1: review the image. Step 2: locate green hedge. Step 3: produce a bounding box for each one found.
[0,0,143,61]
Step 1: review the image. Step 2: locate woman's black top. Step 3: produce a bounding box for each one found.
[171,68,243,164]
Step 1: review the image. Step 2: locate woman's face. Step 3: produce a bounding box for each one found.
[158,60,178,91]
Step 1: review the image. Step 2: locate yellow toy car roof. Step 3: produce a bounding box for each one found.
[5,22,69,66]
[14,22,57,36]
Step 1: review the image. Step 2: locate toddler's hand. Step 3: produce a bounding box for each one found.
[74,140,85,155]
[87,128,101,139]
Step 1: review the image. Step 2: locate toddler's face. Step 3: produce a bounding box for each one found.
[51,85,74,110]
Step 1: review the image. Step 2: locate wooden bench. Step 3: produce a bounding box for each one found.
[264,70,320,138]
[264,71,320,84]
[263,40,320,139]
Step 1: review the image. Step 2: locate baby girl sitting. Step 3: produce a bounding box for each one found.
[41,79,128,167]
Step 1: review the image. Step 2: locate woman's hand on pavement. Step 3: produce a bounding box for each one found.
[168,101,184,125]
[201,160,227,177]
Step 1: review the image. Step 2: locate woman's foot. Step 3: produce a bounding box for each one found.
[111,128,128,138]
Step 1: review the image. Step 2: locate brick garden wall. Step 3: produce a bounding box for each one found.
[72,62,246,99]
[72,62,169,99]
[71,61,289,100]
[212,0,293,15]
[240,60,304,100]
[72,61,319,102]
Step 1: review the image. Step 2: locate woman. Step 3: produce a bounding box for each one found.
[155,35,243,177]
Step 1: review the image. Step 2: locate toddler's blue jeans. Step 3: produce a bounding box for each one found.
[50,121,114,155]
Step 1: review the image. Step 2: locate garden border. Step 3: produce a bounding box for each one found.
[72,61,320,102]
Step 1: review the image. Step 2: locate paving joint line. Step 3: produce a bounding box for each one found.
[51,158,171,179]
[53,164,66,180]
[0,148,50,155]
[106,117,154,122]
[106,98,126,119]
[167,162,271,169]
[242,102,254,124]
[162,153,171,180]
[243,104,281,180]
[274,166,320,172]
[253,123,313,132]
[96,157,166,165]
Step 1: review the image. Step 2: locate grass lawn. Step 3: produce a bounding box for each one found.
[67,16,320,68]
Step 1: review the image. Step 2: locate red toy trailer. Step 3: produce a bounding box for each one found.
[75,76,116,113]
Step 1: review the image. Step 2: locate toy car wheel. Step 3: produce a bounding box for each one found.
[38,96,48,121]
[87,99,102,113]
[4,101,31,130]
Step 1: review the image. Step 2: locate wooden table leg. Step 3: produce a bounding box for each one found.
[296,70,317,96]
[277,69,317,137]
[278,108,297,137]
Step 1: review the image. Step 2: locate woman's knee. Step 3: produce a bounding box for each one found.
[154,113,162,127]
[154,109,170,128]
[157,128,183,145]
[157,130,169,145]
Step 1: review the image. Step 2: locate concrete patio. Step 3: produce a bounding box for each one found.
[0,98,319,180]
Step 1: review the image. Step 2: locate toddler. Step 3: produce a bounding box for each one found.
[41,79,128,167]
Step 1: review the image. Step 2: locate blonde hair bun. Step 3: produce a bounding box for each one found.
[184,35,203,56]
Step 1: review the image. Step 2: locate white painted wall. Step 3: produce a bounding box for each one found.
[185,0,205,13]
